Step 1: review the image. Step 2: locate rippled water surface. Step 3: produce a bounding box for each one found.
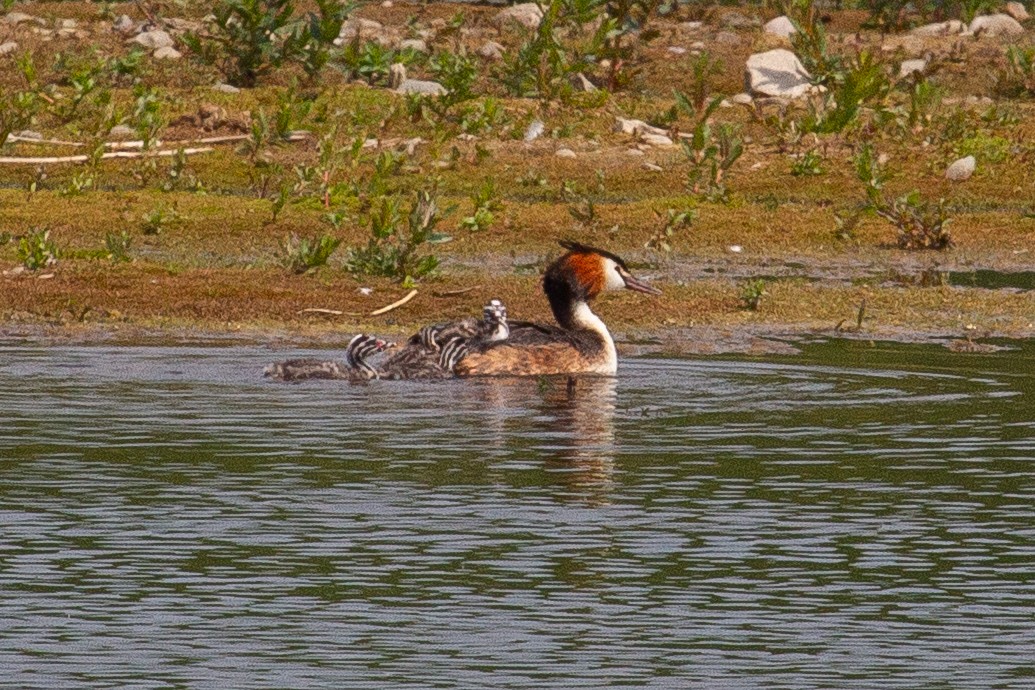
[2,338,1034,689]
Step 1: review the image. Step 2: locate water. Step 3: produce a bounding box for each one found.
[1,339,1034,689]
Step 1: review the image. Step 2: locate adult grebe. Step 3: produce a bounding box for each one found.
[452,241,660,377]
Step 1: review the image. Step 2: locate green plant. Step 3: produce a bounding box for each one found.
[955,132,1011,164]
[18,228,58,271]
[0,55,40,149]
[996,45,1035,98]
[459,98,507,135]
[279,233,342,274]
[459,179,502,232]
[104,231,132,263]
[646,206,696,253]
[740,279,767,311]
[141,205,181,235]
[429,49,477,110]
[802,50,891,134]
[339,40,406,85]
[855,144,952,250]
[791,149,824,176]
[499,0,600,101]
[905,76,945,129]
[184,0,349,87]
[681,113,744,202]
[598,0,665,90]
[345,189,444,283]
[833,209,862,242]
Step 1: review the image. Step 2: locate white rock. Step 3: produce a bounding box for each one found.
[395,79,447,96]
[570,72,596,92]
[153,46,182,60]
[680,21,704,32]
[524,120,544,142]
[0,40,17,55]
[110,125,135,138]
[764,15,797,38]
[2,12,37,25]
[899,58,927,77]
[731,92,754,105]
[58,18,77,29]
[642,162,663,172]
[12,129,42,140]
[745,49,814,99]
[555,148,577,158]
[131,29,173,49]
[493,3,544,30]
[1004,1,1029,21]
[946,155,976,181]
[477,40,505,60]
[625,148,645,157]
[212,83,241,94]
[910,20,966,36]
[641,133,674,147]
[970,14,1024,36]
[614,117,667,137]
[667,46,687,55]
[690,41,706,50]
[398,38,427,53]
[334,18,385,46]
[715,31,741,45]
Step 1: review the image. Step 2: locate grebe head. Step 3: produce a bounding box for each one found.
[549,240,662,301]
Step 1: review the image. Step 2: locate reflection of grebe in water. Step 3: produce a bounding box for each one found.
[265,242,660,381]
[475,375,618,503]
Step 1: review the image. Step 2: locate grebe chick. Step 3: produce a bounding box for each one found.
[452,241,661,377]
[264,334,392,382]
[376,298,510,380]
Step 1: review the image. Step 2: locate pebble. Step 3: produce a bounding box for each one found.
[555,148,577,159]
[946,155,976,181]
[153,46,182,60]
[0,40,18,55]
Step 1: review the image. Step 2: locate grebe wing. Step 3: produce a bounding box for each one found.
[453,321,593,377]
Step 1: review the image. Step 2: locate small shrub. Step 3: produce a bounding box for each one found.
[855,144,952,250]
[280,233,342,274]
[339,40,406,85]
[791,150,824,177]
[996,46,1035,98]
[0,56,40,149]
[428,49,478,110]
[740,279,767,311]
[345,190,444,283]
[18,228,58,271]
[955,132,1011,164]
[802,50,891,134]
[681,116,744,203]
[646,206,696,253]
[105,231,132,263]
[459,179,502,232]
[184,0,350,87]
[141,206,180,235]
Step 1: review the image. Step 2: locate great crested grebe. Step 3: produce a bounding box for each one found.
[452,241,661,377]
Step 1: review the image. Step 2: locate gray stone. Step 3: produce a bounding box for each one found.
[1004,2,1029,21]
[745,49,814,99]
[667,46,687,55]
[680,21,704,32]
[731,92,754,105]
[719,11,758,29]
[946,155,976,181]
[112,14,137,34]
[109,125,135,138]
[334,18,385,46]
[970,13,1024,36]
[0,40,17,55]
[212,83,241,94]
[614,117,667,137]
[12,129,42,140]
[398,38,427,53]
[555,148,577,159]
[714,31,741,45]
[153,46,182,60]
[131,29,174,50]
[493,3,544,30]
[388,62,408,89]
[395,79,447,96]
[910,20,966,36]
[899,58,927,77]
[477,40,505,60]
[764,15,797,38]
